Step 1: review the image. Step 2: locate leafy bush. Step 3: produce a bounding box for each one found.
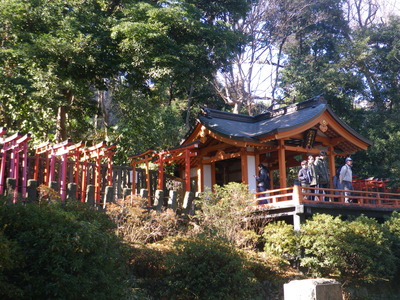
[382,211,400,274]
[106,197,191,244]
[263,221,300,261]
[263,214,397,284]
[0,232,23,299]
[196,182,267,248]
[0,199,128,300]
[162,235,259,300]
[301,214,396,283]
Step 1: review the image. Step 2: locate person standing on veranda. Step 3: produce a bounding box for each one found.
[315,151,330,201]
[307,155,318,200]
[254,164,270,204]
[339,157,354,203]
[298,160,312,200]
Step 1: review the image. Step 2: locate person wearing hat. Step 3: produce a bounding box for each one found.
[339,157,353,203]
[315,150,330,201]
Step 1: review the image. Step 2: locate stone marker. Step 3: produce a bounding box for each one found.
[49,181,59,192]
[86,184,95,206]
[67,183,77,201]
[27,179,38,203]
[182,191,194,215]
[168,190,177,211]
[154,190,164,211]
[284,278,342,300]
[103,186,114,208]
[5,178,16,197]
[122,188,131,201]
[140,188,148,199]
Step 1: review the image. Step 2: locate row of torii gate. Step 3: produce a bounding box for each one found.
[0,128,116,203]
[1,127,190,205]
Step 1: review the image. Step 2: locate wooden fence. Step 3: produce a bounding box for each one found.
[253,184,400,208]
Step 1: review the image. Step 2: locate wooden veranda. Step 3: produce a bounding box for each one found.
[252,184,400,229]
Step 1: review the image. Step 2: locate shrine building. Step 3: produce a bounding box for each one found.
[131,97,372,196]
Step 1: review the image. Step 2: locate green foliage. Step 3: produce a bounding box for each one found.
[263,214,397,285]
[109,90,187,164]
[0,199,128,300]
[0,0,117,141]
[163,235,259,300]
[349,109,400,184]
[263,221,300,261]
[0,232,23,299]
[301,214,396,283]
[195,182,264,248]
[382,212,400,271]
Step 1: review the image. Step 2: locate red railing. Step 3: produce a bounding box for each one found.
[253,185,400,209]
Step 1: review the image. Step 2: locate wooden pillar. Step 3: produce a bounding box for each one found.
[145,155,151,206]
[94,151,101,204]
[185,149,191,192]
[157,153,164,190]
[255,152,260,169]
[74,152,80,199]
[131,163,137,196]
[197,163,203,193]
[211,162,216,191]
[241,148,248,185]
[21,142,28,197]
[81,160,88,202]
[44,151,50,185]
[48,148,56,185]
[60,153,67,202]
[278,139,287,188]
[12,144,19,203]
[328,146,335,188]
[0,147,6,195]
[107,153,113,186]
[9,140,16,178]
[33,155,40,181]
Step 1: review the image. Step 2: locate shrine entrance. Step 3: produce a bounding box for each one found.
[215,158,242,186]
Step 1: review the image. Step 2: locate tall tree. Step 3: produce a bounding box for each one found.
[0,0,119,142]
[111,0,248,130]
[277,0,365,115]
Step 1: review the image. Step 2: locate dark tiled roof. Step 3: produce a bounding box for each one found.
[198,98,372,145]
[199,99,325,142]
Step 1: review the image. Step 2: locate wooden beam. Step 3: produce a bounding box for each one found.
[328,146,335,188]
[241,148,248,185]
[278,139,287,188]
[211,162,216,191]
[145,155,151,206]
[202,151,241,164]
[185,149,191,192]
[157,153,164,190]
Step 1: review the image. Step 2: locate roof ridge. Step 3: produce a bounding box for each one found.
[200,96,326,122]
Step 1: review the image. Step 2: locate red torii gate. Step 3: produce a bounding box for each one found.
[154,142,199,192]
[0,131,31,202]
[128,142,199,206]
[128,149,155,205]
[34,140,84,201]
[81,141,115,204]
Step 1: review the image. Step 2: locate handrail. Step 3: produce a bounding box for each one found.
[254,186,400,209]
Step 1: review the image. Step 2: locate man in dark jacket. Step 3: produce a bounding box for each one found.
[315,150,330,201]
[255,164,270,203]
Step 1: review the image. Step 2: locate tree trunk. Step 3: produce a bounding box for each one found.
[55,90,73,142]
[185,83,194,130]
[55,106,67,142]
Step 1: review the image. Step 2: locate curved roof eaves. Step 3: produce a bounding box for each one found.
[326,106,373,146]
[199,102,326,141]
